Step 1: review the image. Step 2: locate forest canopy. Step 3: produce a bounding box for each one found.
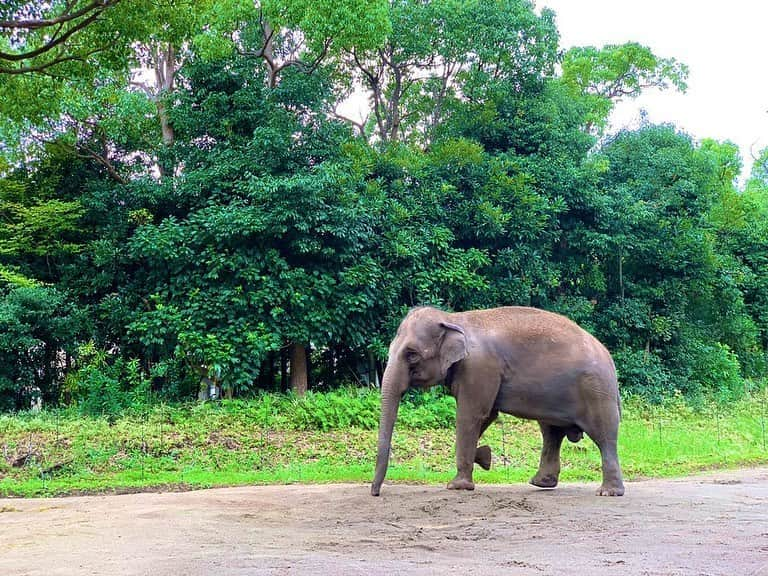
[1,0,767,411]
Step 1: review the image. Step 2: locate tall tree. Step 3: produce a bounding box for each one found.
[342,0,558,146]
[560,42,688,133]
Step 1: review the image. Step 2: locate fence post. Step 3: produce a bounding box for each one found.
[716,410,721,446]
[762,388,766,452]
[655,406,662,447]
[500,415,509,483]
[141,403,147,482]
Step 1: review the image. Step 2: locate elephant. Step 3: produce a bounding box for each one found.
[370,306,624,497]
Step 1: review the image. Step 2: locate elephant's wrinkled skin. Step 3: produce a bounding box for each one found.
[371,306,624,497]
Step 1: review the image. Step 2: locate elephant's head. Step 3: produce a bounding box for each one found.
[371,307,467,496]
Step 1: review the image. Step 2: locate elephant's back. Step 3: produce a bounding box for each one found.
[456,306,614,373]
[456,306,592,341]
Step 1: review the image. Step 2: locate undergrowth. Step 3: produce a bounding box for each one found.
[1,388,767,497]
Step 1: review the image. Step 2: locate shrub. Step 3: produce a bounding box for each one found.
[287,388,381,431]
[237,387,457,431]
[688,342,745,402]
[614,347,672,402]
[63,343,149,418]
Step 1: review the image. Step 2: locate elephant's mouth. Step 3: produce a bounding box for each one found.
[408,378,430,389]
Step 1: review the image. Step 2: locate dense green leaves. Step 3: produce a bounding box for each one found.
[0,0,765,410]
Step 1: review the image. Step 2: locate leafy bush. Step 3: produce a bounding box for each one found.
[684,342,746,402]
[206,387,456,431]
[278,387,455,430]
[0,285,84,410]
[64,343,150,418]
[614,347,672,402]
[287,388,381,431]
[397,388,456,429]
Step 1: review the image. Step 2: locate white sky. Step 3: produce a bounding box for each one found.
[539,0,768,185]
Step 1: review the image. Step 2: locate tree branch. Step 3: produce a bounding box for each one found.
[331,107,367,137]
[79,143,127,184]
[0,10,103,63]
[0,0,119,30]
[0,47,104,74]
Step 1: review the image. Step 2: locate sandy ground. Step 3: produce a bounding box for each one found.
[2,469,768,576]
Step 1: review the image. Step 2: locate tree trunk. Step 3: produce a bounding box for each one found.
[153,42,176,177]
[289,343,308,396]
[260,21,278,88]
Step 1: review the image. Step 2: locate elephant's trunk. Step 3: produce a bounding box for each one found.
[371,363,403,496]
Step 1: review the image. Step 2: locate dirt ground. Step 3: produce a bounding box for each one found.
[2,468,768,576]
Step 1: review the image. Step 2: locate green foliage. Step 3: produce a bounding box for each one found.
[585,125,765,397]
[265,0,390,54]
[0,0,165,126]
[63,343,150,419]
[561,42,688,132]
[344,0,559,144]
[286,389,381,431]
[613,348,671,402]
[0,285,84,410]
[398,389,457,429]
[0,263,40,288]
[671,340,746,402]
[0,0,765,411]
[203,387,455,431]
[0,149,87,284]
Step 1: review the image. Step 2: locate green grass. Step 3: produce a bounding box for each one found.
[1,392,767,497]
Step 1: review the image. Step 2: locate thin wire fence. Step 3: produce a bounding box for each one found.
[2,389,768,494]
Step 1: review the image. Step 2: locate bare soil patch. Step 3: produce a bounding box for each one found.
[2,468,768,575]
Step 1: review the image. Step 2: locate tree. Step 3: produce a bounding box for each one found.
[746,146,768,199]
[122,54,387,396]
[1,0,764,409]
[587,126,763,398]
[561,42,688,133]
[342,0,559,145]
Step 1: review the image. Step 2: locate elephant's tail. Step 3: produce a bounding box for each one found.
[609,353,621,421]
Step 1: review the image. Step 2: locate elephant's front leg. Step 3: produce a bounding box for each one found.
[448,407,497,490]
[448,412,483,490]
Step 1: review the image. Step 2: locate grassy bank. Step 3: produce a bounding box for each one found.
[1,391,767,497]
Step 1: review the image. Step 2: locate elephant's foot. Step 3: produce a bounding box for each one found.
[474,445,492,470]
[596,482,625,496]
[447,476,475,491]
[530,472,559,489]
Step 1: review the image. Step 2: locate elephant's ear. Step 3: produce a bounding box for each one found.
[439,322,467,376]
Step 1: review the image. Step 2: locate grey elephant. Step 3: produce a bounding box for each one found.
[371,306,624,497]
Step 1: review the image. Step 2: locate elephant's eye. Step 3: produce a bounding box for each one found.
[405,350,421,365]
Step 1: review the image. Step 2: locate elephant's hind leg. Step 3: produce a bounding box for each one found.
[593,436,624,496]
[474,445,492,470]
[579,381,625,496]
[530,423,566,488]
